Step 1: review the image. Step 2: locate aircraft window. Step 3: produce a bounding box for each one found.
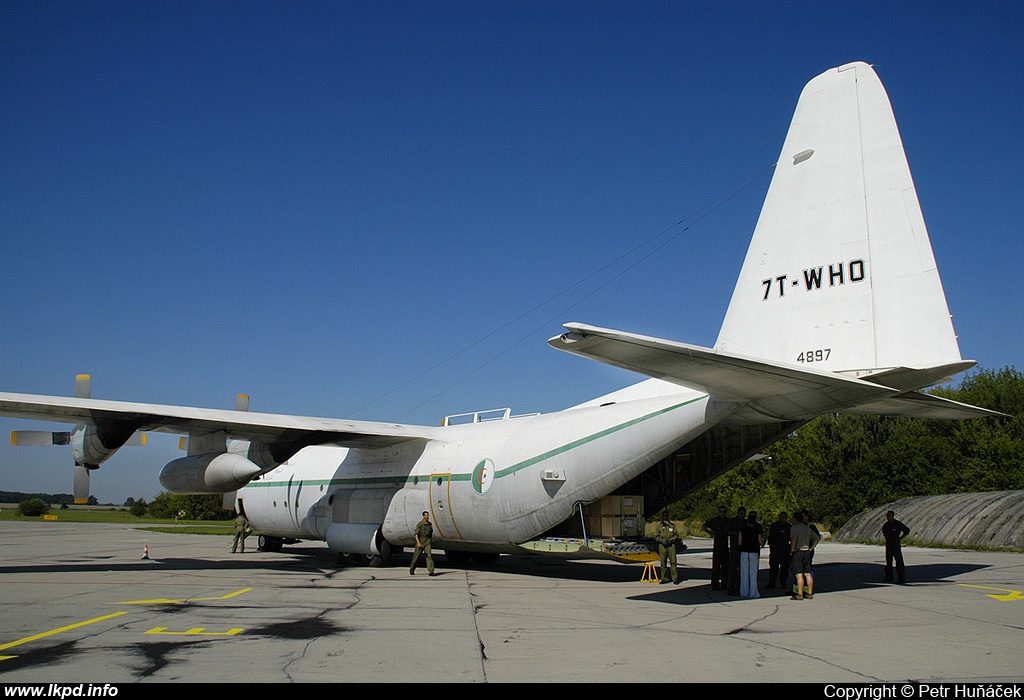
[436,477,443,486]
[413,476,419,485]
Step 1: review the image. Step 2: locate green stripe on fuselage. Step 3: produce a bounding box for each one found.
[243,395,706,490]
[483,396,706,481]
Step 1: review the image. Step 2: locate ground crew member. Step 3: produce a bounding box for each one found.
[231,510,250,553]
[410,511,437,576]
[657,511,681,584]
[702,505,730,590]
[882,510,911,584]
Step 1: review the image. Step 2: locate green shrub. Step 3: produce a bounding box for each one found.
[18,498,50,517]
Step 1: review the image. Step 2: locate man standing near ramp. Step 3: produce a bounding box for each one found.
[789,510,819,600]
[881,510,910,584]
[766,511,791,589]
[656,511,681,585]
[703,506,730,590]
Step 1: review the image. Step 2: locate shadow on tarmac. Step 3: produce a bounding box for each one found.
[0,541,989,593]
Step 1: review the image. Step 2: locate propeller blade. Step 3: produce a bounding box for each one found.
[73,464,90,504]
[124,432,148,447]
[11,430,71,446]
[75,374,91,399]
[235,394,250,412]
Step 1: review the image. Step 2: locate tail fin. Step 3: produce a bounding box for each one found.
[715,62,965,378]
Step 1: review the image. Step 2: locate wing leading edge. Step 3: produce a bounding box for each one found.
[548,323,1001,421]
[0,392,443,450]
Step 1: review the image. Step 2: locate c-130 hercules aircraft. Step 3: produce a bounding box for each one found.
[1,62,1000,566]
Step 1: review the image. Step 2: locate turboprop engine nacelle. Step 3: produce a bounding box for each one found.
[160,453,262,494]
[71,423,136,466]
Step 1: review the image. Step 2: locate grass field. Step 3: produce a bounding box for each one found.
[0,506,235,535]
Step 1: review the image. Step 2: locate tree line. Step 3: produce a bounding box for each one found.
[667,367,1024,530]
[1,491,99,506]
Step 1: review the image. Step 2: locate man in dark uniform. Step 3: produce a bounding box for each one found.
[881,510,910,584]
[702,506,730,590]
[409,511,437,576]
[726,506,746,595]
[656,511,681,584]
[766,511,792,589]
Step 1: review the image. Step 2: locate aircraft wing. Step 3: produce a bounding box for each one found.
[548,323,1002,420]
[0,392,442,450]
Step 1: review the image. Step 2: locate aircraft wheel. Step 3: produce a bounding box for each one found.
[258,535,283,552]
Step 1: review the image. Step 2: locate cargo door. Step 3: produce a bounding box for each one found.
[428,472,462,541]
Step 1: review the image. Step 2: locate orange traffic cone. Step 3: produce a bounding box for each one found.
[142,544,149,560]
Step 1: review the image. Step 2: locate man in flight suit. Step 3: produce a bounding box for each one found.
[231,509,250,554]
[656,511,681,584]
[410,511,437,576]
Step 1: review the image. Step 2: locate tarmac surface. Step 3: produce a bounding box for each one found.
[1,521,1022,684]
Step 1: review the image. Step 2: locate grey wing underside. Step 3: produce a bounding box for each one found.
[0,392,441,449]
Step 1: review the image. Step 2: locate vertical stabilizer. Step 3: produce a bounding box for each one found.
[715,62,962,376]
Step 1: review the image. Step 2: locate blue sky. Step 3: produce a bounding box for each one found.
[2,1,1022,504]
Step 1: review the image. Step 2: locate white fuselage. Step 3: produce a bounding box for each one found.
[239,384,715,551]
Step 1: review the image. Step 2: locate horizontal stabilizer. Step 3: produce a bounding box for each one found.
[843,392,1005,420]
[549,323,999,420]
[857,363,978,392]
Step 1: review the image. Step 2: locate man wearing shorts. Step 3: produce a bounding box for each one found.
[789,510,820,600]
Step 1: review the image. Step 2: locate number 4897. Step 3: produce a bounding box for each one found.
[797,349,831,363]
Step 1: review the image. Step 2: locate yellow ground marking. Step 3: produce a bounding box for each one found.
[957,583,1024,601]
[0,611,129,660]
[112,587,252,605]
[144,627,244,636]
